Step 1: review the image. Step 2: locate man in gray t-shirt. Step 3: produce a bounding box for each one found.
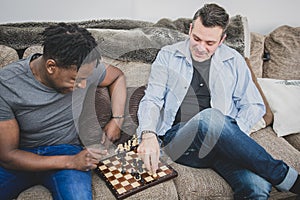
[0,23,126,200]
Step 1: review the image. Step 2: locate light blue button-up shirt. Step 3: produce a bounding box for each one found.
[137,39,265,137]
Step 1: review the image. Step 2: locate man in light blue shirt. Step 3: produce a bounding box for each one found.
[137,3,300,198]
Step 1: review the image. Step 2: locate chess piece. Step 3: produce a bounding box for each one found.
[133,158,137,168]
[135,173,141,180]
[121,166,126,174]
[127,140,131,149]
[138,160,144,173]
[132,135,138,147]
[116,144,124,153]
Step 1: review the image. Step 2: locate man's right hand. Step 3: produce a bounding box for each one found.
[137,132,160,174]
[71,148,108,171]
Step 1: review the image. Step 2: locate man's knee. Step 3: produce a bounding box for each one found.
[194,108,227,158]
[196,108,226,132]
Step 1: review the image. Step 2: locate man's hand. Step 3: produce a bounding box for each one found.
[101,118,122,148]
[71,148,108,171]
[137,132,160,173]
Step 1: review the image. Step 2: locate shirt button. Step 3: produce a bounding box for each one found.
[200,83,204,87]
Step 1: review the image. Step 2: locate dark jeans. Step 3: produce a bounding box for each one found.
[0,144,92,200]
[162,108,298,199]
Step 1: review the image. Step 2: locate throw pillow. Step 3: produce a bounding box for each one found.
[245,58,273,128]
[264,25,300,79]
[249,32,265,78]
[0,45,19,68]
[23,45,43,58]
[128,85,147,126]
[257,78,300,137]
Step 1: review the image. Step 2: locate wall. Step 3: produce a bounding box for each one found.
[1,0,299,34]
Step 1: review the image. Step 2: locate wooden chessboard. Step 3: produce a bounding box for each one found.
[95,149,178,199]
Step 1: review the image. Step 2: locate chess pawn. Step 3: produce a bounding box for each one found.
[132,136,138,147]
[127,140,131,150]
[124,143,128,151]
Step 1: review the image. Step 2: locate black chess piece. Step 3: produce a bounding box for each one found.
[133,158,137,168]
[116,149,120,158]
[140,177,145,184]
[121,166,126,174]
[138,160,143,173]
[135,173,140,180]
[131,169,135,176]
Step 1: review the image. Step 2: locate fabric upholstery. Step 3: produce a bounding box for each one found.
[245,58,273,127]
[249,32,265,78]
[263,25,300,80]
[22,45,43,58]
[1,15,249,62]
[0,44,19,68]
[257,78,300,137]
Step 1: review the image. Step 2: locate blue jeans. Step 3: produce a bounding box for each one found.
[0,144,92,200]
[163,108,297,199]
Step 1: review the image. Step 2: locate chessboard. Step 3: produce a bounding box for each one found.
[95,136,178,199]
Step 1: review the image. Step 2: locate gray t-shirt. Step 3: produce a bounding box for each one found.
[173,58,211,125]
[0,54,106,148]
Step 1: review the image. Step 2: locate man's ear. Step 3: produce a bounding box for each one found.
[219,33,227,46]
[45,59,57,74]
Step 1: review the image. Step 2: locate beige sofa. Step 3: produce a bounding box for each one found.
[0,16,299,200]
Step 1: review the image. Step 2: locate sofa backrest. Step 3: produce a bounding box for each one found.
[263,25,300,80]
[249,25,300,80]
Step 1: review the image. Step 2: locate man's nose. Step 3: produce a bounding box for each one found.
[196,43,206,52]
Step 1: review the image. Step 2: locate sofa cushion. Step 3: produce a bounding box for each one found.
[170,163,233,199]
[245,58,273,130]
[22,45,43,58]
[249,32,265,78]
[263,25,300,80]
[128,85,146,126]
[0,44,19,68]
[251,126,300,171]
[17,185,52,200]
[102,57,151,88]
[89,27,188,64]
[284,133,300,151]
[257,78,300,137]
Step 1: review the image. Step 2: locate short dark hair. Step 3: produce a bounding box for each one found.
[41,23,101,70]
[192,3,229,35]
